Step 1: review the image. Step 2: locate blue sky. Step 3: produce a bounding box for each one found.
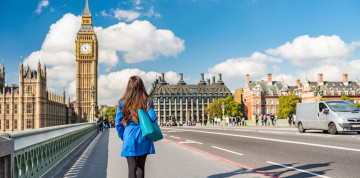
[1,0,360,104]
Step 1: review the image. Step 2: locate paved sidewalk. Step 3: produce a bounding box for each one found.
[107,129,266,178]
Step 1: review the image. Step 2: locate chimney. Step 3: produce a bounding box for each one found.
[180,73,183,81]
[343,74,349,86]
[267,73,272,85]
[318,74,323,85]
[296,79,301,88]
[245,74,250,86]
[161,73,165,81]
[212,76,216,84]
[177,73,186,85]
[198,73,206,85]
[217,73,224,85]
[207,79,211,85]
[201,73,205,81]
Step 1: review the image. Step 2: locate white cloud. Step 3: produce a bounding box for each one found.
[35,0,49,14]
[144,6,161,18]
[208,52,282,80]
[100,10,110,17]
[113,9,141,22]
[98,69,179,105]
[266,35,360,66]
[95,20,184,63]
[24,13,184,100]
[24,13,81,93]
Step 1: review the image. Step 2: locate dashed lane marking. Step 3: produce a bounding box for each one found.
[164,138,277,178]
[179,140,203,144]
[211,146,244,156]
[266,161,331,178]
[171,128,360,153]
[169,136,181,139]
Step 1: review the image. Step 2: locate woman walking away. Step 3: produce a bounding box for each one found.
[115,76,157,178]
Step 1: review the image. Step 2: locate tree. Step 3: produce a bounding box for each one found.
[277,94,300,119]
[103,106,117,121]
[340,95,360,108]
[206,95,242,119]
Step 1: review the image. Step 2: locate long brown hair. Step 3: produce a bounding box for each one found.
[119,76,153,125]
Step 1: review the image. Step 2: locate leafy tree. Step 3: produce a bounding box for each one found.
[277,94,300,119]
[340,95,360,108]
[103,106,117,121]
[206,95,242,119]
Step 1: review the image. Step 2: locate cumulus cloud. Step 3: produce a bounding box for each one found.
[208,52,282,80]
[35,0,49,14]
[95,20,185,63]
[266,35,360,66]
[113,9,141,22]
[98,69,179,105]
[24,13,81,92]
[24,13,185,99]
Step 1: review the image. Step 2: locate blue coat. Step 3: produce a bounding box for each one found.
[115,100,157,157]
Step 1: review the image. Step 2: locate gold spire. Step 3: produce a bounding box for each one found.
[82,0,91,17]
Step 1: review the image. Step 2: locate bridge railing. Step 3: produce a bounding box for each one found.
[1,123,96,178]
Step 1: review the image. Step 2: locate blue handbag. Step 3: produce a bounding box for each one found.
[138,109,163,142]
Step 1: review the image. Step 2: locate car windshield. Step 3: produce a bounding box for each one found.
[325,101,359,112]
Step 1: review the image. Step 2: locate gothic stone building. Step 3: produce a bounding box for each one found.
[0,62,71,132]
[149,73,232,124]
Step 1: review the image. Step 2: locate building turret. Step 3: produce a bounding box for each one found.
[0,63,4,88]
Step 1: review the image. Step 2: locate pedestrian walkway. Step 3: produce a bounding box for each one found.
[64,128,267,178]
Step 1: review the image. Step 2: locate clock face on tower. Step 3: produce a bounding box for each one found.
[80,43,91,54]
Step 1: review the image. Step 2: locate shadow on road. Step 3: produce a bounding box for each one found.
[207,162,332,178]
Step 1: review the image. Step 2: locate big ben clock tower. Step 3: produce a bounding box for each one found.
[75,0,98,122]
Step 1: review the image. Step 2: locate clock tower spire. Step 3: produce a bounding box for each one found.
[75,0,98,122]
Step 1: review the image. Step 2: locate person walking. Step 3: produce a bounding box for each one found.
[115,76,157,178]
[96,113,103,133]
[270,113,275,126]
[255,115,259,126]
[288,113,293,127]
[292,114,296,126]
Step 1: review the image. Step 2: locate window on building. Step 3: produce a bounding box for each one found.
[26,119,33,129]
[255,99,258,105]
[6,104,9,114]
[264,100,267,104]
[0,120,1,129]
[0,104,2,114]
[345,91,349,95]
[28,86,32,94]
[5,120,9,129]
[14,104,18,114]
[14,119,17,129]
[26,103,33,114]
[270,100,273,104]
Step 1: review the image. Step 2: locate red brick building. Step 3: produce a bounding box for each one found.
[243,74,301,120]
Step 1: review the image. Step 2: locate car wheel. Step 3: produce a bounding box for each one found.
[323,130,328,133]
[298,122,305,133]
[329,123,337,135]
[357,131,360,134]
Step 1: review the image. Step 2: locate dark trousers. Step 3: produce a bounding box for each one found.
[127,154,147,178]
[97,123,103,132]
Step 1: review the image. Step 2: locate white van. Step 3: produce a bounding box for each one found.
[296,100,360,134]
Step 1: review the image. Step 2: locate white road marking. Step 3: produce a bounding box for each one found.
[258,130,288,134]
[171,128,360,152]
[169,136,181,139]
[179,140,203,144]
[167,131,184,133]
[162,134,167,136]
[211,146,244,156]
[295,133,333,137]
[266,161,331,178]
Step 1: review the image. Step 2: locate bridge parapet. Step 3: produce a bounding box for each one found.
[3,123,96,178]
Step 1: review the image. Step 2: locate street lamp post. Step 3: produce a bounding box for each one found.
[314,85,324,101]
[90,84,95,123]
[221,102,225,119]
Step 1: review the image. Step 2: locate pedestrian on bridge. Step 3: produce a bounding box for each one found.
[115,76,158,178]
[96,113,103,133]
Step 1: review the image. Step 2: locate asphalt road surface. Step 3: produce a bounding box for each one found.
[162,126,360,178]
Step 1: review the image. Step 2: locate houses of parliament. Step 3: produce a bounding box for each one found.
[0,0,98,132]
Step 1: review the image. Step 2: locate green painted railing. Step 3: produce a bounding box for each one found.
[5,123,96,178]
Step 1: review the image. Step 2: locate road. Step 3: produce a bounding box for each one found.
[162,126,360,178]
[53,126,360,178]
